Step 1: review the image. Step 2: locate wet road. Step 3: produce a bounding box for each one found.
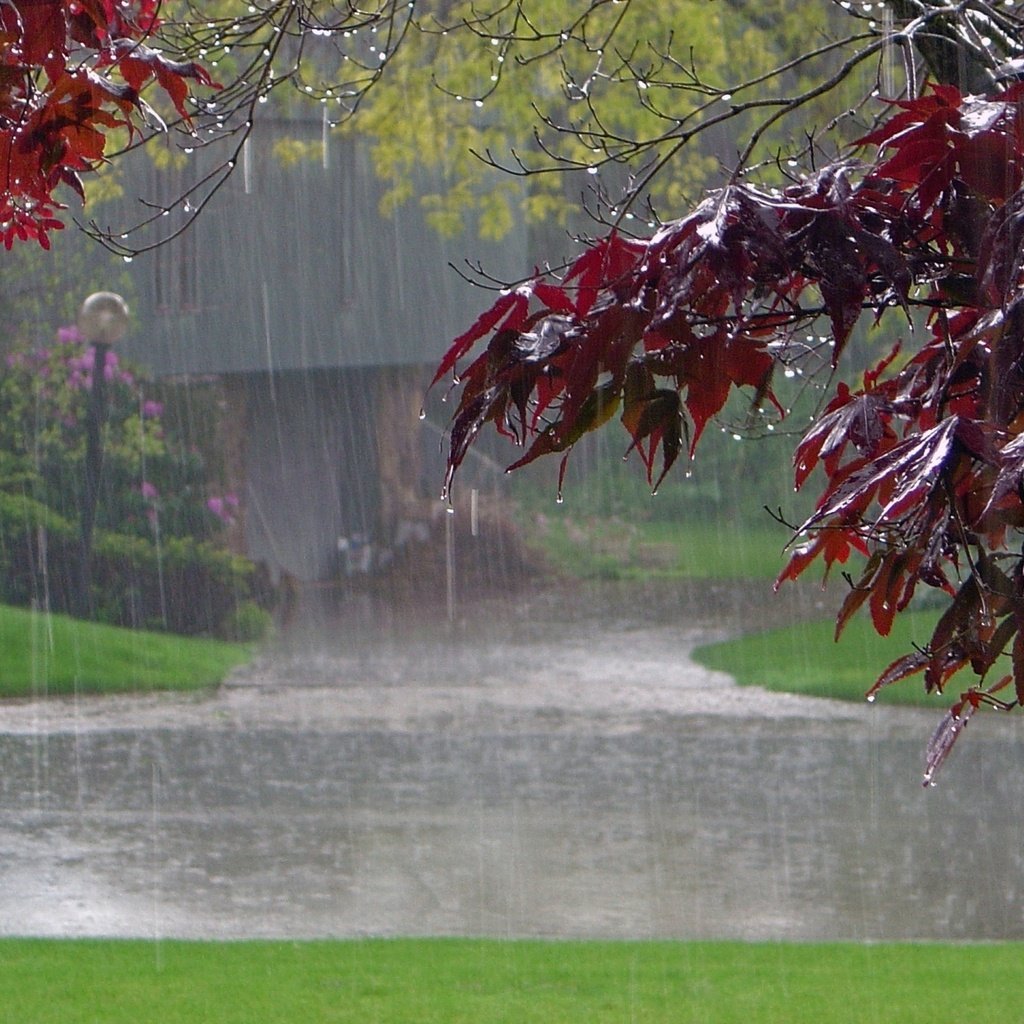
[1,580,1023,941]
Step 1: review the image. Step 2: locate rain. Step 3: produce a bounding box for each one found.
[2,0,1024,1018]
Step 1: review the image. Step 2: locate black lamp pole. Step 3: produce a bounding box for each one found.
[75,292,129,619]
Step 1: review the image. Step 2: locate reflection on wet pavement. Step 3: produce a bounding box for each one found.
[1,581,1022,940]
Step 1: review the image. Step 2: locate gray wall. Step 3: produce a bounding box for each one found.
[239,369,380,582]
[115,119,528,377]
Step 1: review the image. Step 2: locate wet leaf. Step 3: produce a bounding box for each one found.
[437,67,1024,769]
[806,418,960,528]
[621,388,683,487]
[432,291,526,387]
[774,528,869,592]
[867,649,930,701]
[793,384,894,489]
[111,39,218,119]
[923,699,977,786]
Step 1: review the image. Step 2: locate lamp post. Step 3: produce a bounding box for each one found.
[75,291,130,618]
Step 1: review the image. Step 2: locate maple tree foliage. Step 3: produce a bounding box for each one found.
[435,2,1024,781]
[0,0,215,249]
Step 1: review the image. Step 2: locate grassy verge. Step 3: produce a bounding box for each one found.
[533,518,788,581]
[692,607,969,707]
[0,604,252,699]
[0,938,1019,1023]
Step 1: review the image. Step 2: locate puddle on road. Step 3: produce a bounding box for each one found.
[1,580,1021,941]
[2,720,1023,941]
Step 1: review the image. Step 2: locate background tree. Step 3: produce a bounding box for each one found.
[343,0,849,241]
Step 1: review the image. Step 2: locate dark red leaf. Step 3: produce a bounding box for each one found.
[794,385,894,489]
[621,388,683,487]
[774,527,868,590]
[868,550,904,636]
[807,417,959,528]
[2,0,66,76]
[867,649,930,701]
[431,290,526,387]
[563,232,644,316]
[531,282,576,315]
[442,386,505,498]
[923,699,977,786]
[110,38,217,119]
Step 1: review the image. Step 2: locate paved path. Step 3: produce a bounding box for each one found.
[0,579,880,738]
[1,581,1022,941]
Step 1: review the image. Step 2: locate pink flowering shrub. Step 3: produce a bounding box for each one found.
[206,493,239,525]
[0,330,234,541]
[0,330,262,633]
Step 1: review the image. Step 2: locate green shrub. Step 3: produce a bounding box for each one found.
[0,333,266,634]
[218,600,274,642]
[0,491,258,635]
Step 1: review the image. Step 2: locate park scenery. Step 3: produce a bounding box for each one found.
[3,1,1024,1021]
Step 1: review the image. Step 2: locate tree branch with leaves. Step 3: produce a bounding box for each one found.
[0,0,216,249]
[435,1,1024,782]
[3,1,845,251]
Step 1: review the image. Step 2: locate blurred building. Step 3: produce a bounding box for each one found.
[108,117,527,583]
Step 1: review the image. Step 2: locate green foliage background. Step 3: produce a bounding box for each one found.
[344,0,868,240]
[0,335,261,634]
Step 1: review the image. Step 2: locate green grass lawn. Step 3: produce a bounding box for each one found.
[0,604,252,699]
[534,518,788,581]
[692,607,970,708]
[0,938,1019,1023]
